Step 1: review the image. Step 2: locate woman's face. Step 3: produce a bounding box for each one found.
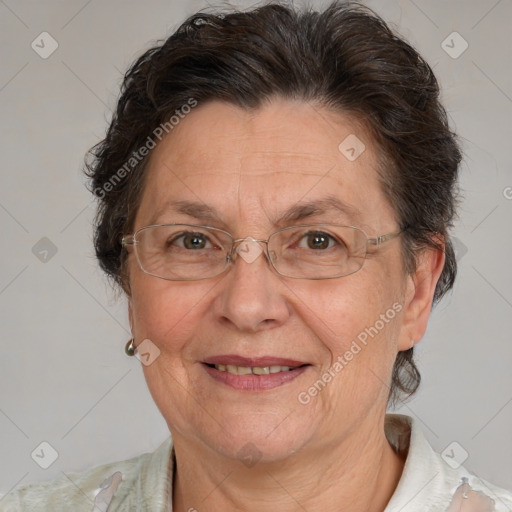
[128,99,421,462]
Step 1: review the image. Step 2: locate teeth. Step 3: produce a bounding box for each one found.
[252,367,270,375]
[213,364,296,375]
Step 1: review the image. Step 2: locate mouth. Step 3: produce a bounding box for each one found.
[201,355,311,391]
[206,363,302,375]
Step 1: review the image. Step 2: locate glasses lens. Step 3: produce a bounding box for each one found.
[268,225,367,279]
[134,225,232,280]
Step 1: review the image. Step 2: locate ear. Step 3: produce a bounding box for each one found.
[397,240,445,351]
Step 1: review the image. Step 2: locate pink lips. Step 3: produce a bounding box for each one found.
[201,354,310,391]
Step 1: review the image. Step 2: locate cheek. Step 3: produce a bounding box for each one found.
[129,274,219,432]
[288,274,404,410]
[129,269,211,354]
[285,273,402,350]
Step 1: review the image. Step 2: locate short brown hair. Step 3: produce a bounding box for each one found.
[85,1,462,405]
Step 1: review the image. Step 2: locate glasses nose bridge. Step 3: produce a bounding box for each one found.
[229,236,271,265]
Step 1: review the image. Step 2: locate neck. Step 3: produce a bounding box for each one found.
[171,415,406,512]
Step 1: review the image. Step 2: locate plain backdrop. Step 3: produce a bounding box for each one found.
[0,0,511,497]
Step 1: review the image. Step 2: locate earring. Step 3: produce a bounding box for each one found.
[125,338,136,356]
[410,338,415,349]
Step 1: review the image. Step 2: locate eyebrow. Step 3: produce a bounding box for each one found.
[151,195,362,226]
[279,196,362,224]
[151,200,219,225]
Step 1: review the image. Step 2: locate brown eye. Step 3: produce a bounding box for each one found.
[184,233,207,249]
[170,232,212,250]
[300,231,336,250]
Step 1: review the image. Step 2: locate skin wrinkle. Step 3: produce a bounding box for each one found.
[147,196,364,234]
[127,98,443,512]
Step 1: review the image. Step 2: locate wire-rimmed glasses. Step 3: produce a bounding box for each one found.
[121,223,402,281]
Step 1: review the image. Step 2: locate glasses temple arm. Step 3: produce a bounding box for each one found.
[368,230,404,246]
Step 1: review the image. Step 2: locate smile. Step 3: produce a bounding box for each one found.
[211,364,298,375]
[202,359,310,391]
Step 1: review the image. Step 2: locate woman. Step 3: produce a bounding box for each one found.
[2,1,511,511]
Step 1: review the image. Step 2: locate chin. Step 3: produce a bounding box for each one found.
[202,417,316,465]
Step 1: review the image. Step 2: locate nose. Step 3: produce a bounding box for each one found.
[211,240,291,332]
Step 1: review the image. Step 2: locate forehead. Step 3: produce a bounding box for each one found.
[137,99,395,232]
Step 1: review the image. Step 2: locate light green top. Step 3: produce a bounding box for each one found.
[1,414,511,511]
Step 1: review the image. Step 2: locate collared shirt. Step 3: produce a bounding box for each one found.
[1,414,511,511]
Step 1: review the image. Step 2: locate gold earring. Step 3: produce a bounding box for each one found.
[410,338,415,349]
[125,338,136,356]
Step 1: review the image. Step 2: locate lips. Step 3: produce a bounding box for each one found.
[201,355,310,391]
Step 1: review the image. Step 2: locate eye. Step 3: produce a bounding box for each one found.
[298,230,340,250]
[169,231,213,250]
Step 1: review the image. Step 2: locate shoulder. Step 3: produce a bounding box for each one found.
[433,456,512,512]
[385,414,512,512]
[0,437,174,512]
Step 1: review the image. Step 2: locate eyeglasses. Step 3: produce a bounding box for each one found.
[121,224,402,281]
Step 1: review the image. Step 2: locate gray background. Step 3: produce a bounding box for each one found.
[1,0,511,497]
